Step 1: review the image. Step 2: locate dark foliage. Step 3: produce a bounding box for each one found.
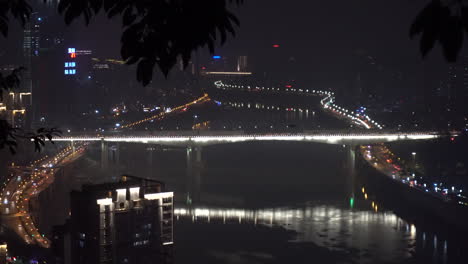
[0,68,62,153]
[410,0,468,62]
[56,0,243,85]
[0,0,242,153]
[0,0,31,37]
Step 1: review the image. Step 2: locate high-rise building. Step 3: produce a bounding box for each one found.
[0,243,7,264]
[62,176,174,264]
[236,56,248,72]
[434,57,468,128]
[0,65,30,128]
[22,12,43,127]
[43,0,60,8]
[443,57,468,111]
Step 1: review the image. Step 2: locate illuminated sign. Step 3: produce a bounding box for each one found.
[65,69,76,75]
[212,55,221,59]
[70,53,76,58]
[67,48,75,54]
[65,62,76,67]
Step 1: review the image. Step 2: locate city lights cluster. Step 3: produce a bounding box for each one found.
[213,81,466,206]
[219,100,314,114]
[360,144,467,206]
[214,81,384,130]
[192,121,210,130]
[121,93,211,129]
[0,143,88,248]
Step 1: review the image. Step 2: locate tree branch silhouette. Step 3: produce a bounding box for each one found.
[411,0,468,61]
[56,0,242,85]
[0,68,61,153]
[0,0,242,153]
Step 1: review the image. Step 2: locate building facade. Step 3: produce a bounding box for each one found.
[57,176,174,264]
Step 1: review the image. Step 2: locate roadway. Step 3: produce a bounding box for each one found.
[360,144,468,206]
[121,93,211,129]
[0,143,88,248]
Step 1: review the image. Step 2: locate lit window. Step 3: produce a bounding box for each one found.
[71,62,76,67]
[65,62,69,67]
[64,70,69,75]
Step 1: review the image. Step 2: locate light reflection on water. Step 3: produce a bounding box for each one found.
[175,203,457,263]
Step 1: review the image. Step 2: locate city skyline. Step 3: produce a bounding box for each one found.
[0,1,467,264]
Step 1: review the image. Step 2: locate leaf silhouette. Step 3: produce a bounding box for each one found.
[411,0,468,62]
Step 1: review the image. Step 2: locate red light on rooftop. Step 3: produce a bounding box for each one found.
[272,44,280,48]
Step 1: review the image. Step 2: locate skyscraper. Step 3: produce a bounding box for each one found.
[22,12,42,127]
[65,176,174,264]
[237,56,248,72]
[0,243,7,264]
[43,0,60,8]
[436,56,468,127]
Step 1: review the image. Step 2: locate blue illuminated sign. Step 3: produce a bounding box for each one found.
[212,55,221,59]
[65,62,76,68]
[68,48,76,54]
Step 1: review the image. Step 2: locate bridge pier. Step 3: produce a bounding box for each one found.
[346,144,357,205]
[147,145,154,177]
[70,141,75,153]
[186,146,203,204]
[114,143,120,165]
[108,143,120,179]
[100,139,108,170]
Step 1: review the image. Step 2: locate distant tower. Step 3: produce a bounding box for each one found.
[22,12,42,127]
[0,243,7,264]
[442,57,468,114]
[42,0,60,8]
[236,56,248,72]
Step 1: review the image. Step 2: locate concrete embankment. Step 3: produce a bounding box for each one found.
[357,152,468,234]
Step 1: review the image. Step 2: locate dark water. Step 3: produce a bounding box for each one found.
[166,142,467,264]
[31,141,468,263]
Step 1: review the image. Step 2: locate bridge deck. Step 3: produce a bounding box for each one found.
[52,131,444,145]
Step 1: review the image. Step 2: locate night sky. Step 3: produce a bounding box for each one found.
[0,0,459,94]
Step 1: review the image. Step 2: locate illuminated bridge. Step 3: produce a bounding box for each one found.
[53,131,442,146]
